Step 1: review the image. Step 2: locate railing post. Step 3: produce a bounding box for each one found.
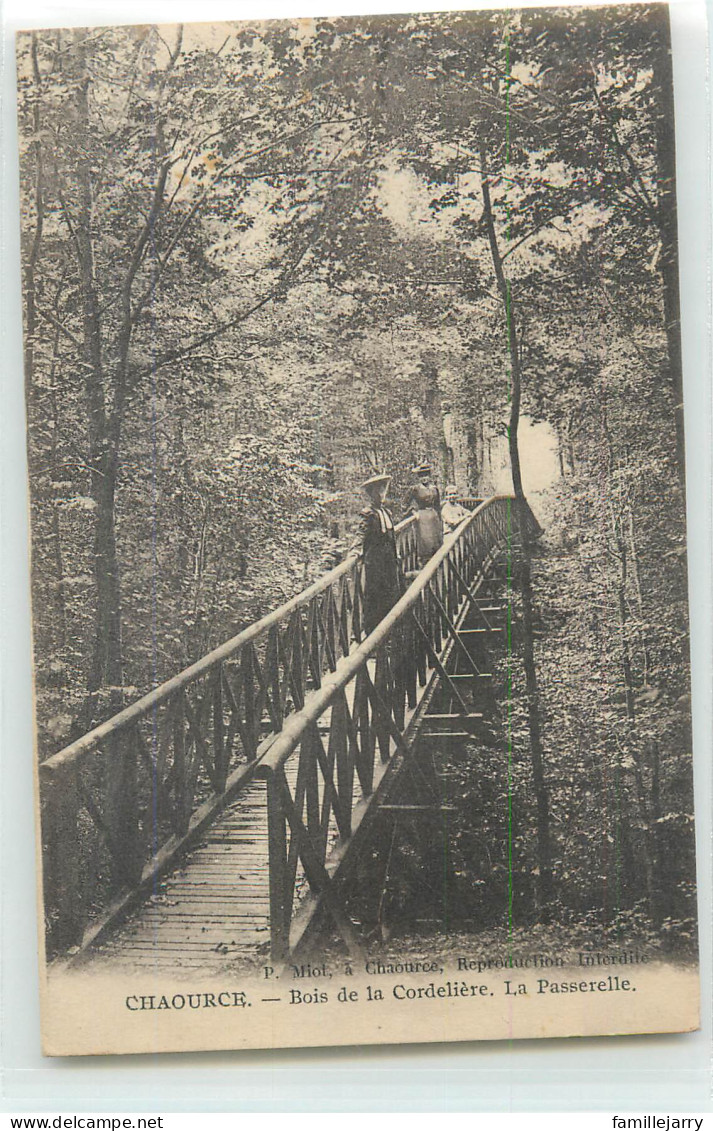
[304,726,320,852]
[337,576,351,658]
[173,690,189,836]
[352,563,364,643]
[266,625,283,731]
[265,769,289,962]
[403,612,418,708]
[290,610,306,711]
[105,727,142,890]
[391,622,407,731]
[333,691,352,840]
[213,666,226,792]
[374,647,391,763]
[40,762,85,956]
[414,595,428,687]
[324,590,338,672]
[430,585,442,654]
[354,668,374,795]
[241,645,257,758]
[448,559,459,620]
[308,600,322,689]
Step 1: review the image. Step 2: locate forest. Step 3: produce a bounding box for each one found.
[18,6,695,949]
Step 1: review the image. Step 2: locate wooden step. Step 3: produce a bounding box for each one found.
[422,731,473,739]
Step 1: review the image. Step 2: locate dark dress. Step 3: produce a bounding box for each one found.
[405,481,443,565]
[350,505,402,635]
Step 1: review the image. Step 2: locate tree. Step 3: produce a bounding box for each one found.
[18,21,376,732]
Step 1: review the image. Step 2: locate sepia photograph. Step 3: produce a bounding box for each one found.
[16,3,699,1055]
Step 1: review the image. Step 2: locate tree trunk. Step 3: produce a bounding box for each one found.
[479,146,524,500]
[23,33,44,384]
[70,44,124,724]
[626,500,651,685]
[611,503,659,921]
[48,350,68,652]
[465,421,479,489]
[87,463,124,691]
[556,426,566,479]
[651,28,686,487]
[479,145,552,909]
[517,524,554,910]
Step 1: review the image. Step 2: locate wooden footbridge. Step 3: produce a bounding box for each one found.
[40,495,532,970]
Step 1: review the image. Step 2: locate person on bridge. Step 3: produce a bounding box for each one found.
[441,484,470,534]
[404,461,443,567]
[348,472,403,636]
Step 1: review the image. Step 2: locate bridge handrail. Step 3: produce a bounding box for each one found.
[259,496,509,778]
[42,514,418,772]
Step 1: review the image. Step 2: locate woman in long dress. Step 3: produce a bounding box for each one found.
[349,472,402,636]
[404,461,443,567]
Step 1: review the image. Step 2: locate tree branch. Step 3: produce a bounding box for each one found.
[35,301,84,351]
[129,240,314,382]
[588,72,658,222]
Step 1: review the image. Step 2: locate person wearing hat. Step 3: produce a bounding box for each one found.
[348,472,403,636]
[404,460,443,566]
[441,484,470,534]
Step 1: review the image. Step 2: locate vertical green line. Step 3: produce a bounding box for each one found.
[503,22,514,960]
[506,279,512,402]
[443,798,450,932]
[614,757,622,937]
[506,499,514,944]
[436,739,449,932]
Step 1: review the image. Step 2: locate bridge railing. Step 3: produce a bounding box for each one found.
[257,495,521,960]
[39,514,420,958]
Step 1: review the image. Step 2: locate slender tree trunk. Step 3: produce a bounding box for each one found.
[69,47,124,723]
[24,33,44,384]
[479,146,524,500]
[479,145,552,909]
[626,500,651,685]
[175,405,190,577]
[466,421,478,489]
[48,341,68,652]
[71,55,128,881]
[556,427,566,479]
[610,502,659,921]
[87,466,124,695]
[517,532,554,910]
[50,502,67,652]
[651,30,686,487]
[476,413,484,488]
[595,397,659,918]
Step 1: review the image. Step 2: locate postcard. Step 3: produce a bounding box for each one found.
[16,4,699,1055]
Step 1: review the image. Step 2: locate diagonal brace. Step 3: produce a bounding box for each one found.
[427,583,485,680]
[409,610,469,714]
[273,768,365,961]
[448,559,494,630]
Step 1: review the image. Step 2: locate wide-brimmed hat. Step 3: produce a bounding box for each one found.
[361,471,391,492]
[412,461,432,476]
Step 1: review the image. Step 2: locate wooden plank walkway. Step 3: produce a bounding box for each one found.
[87,696,351,972]
[90,765,299,972]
